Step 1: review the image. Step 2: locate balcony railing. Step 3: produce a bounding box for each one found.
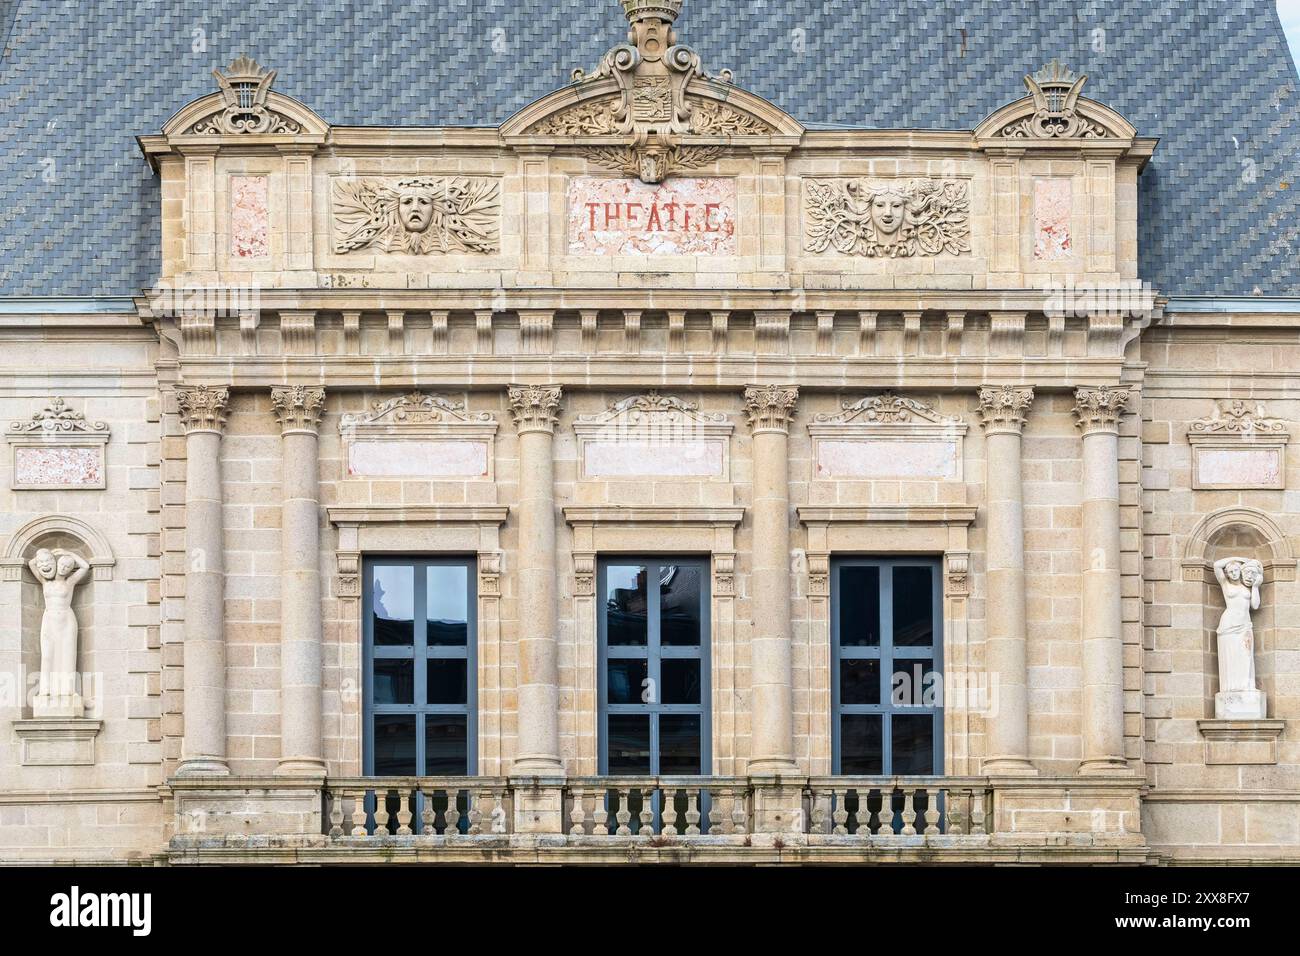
[324,776,513,837]
[805,776,992,836]
[565,776,751,836]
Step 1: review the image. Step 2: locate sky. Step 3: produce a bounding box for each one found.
[1281,0,1300,73]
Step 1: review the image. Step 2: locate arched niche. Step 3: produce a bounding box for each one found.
[1,514,114,719]
[1181,507,1295,717]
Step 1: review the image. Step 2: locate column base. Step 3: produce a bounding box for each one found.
[511,755,565,775]
[981,756,1038,776]
[746,757,801,776]
[1078,757,1131,775]
[276,757,328,777]
[175,758,231,777]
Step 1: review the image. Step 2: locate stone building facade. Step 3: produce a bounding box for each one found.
[0,0,1297,864]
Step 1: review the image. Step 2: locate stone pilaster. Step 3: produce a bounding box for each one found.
[977,384,1037,775]
[271,385,327,776]
[743,384,800,778]
[507,384,565,779]
[176,385,231,776]
[1073,386,1130,774]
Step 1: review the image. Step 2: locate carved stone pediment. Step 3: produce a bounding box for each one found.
[161,56,328,140]
[804,178,971,258]
[975,60,1135,145]
[1189,400,1288,437]
[8,397,109,436]
[530,93,774,138]
[332,177,501,255]
[338,393,497,480]
[808,393,967,481]
[574,391,729,431]
[5,398,111,491]
[339,392,496,433]
[1187,400,1290,491]
[574,391,732,479]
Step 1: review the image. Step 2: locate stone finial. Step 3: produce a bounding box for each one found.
[977,385,1034,434]
[271,385,326,434]
[508,384,563,435]
[743,384,799,433]
[189,56,301,135]
[176,386,231,434]
[1073,386,1130,435]
[998,59,1111,139]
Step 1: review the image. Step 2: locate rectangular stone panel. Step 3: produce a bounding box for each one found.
[346,440,488,478]
[583,439,725,478]
[12,445,104,489]
[567,176,736,256]
[230,174,269,259]
[815,439,959,479]
[1033,177,1072,261]
[1192,445,1284,490]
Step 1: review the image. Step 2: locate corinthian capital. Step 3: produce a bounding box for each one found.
[507,384,563,435]
[271,385,326,434]
[743,385,799,434]
[977,384,1034,434]
[1072,385,1130,435]
[176,385,231,434]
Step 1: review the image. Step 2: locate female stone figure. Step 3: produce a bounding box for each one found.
[27,547,90,717]
[1212,556,1266,718]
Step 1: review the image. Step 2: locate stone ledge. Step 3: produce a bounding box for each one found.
[11,718,103,766]
[1197,719,1285,765]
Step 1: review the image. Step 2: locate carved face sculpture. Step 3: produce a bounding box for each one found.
[56,554,76,578]
[1241,561,1263,587]
[870,191,906,238]
[397,185,435,233]
[33,548,56,580]
[1225,561,1243,583]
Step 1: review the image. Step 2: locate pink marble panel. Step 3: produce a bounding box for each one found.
[231,175,269,259]
[347,440,488,478]
[584,439,724,477]
[14,446,103,487]
[815,439,958,479]
[1195,447,1283,488]
[567,176,736,256]
[1033,177,1072,261]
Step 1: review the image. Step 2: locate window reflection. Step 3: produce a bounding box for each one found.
[372,565,414,646]
[606,565,648,646]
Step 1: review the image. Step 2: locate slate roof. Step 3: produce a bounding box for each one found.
[0,0,1297,296]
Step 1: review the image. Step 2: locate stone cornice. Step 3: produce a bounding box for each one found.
[797,504,978,527]
[326,505,509,527]
[563,505,744,527]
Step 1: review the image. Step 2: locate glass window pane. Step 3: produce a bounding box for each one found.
[607,659,649,705]
[661,658,701,704]
[607,715,651,774]
[606,565,648,646]
[840,714,883,775]
[839,658,880,706]
[373,714,417,775]
[891,713,935,774]
[890,660,940,708]
[373,659,414,705]
[424,714,468,775]
[426,565,469,646]
[660,564,702,646]
[839,566,880,646]
[659,714,702,774]
[893,566,934,646]
[426,659,467,705]
[372,565,414,646]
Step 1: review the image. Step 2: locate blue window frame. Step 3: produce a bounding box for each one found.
[598,558,710,776]
[831,557,943,776]
[363,557,476,776]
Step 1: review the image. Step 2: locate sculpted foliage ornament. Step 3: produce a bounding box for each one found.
[339,392,494,431]
[576,391,728,427]
[997,60,1111,140]
[583,143,725,181]
[8,397,108,435]
[1072,386,1131,434]
[507,384,564,434]
[804,178,971,258]
[175,386,230,433]
[977,385,1034,432]
[188,56,302,135]
[815,392,958,426]
[332,177,500,255]
[1190,399,1287,435]
[270,385,326,433]
[743,385,799,432]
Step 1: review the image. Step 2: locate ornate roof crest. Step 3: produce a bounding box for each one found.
[188,56,302,135]
[998,59,1111,139]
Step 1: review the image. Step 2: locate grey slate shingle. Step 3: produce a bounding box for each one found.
[0,0,1297,296]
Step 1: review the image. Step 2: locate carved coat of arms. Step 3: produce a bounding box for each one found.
[332,177,500,255]
[804,178,971,258]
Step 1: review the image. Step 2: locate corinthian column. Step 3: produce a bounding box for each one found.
[743,384,800,775]
[176,385,231,776]
[272,385,327,776]
[977,385,1036,775]
[507,384,564,775]
[1073,386,1130,774]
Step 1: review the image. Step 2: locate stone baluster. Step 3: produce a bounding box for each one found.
[1074,386,1132,774]
[176,385,232,777]
[271,385,327,776]
[977,385,1038,774]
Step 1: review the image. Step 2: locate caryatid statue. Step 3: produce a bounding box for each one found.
[1213,556,1267,719]
[28,547,90,718]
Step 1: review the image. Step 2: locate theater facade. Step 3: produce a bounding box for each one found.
[1,0,1297,864]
